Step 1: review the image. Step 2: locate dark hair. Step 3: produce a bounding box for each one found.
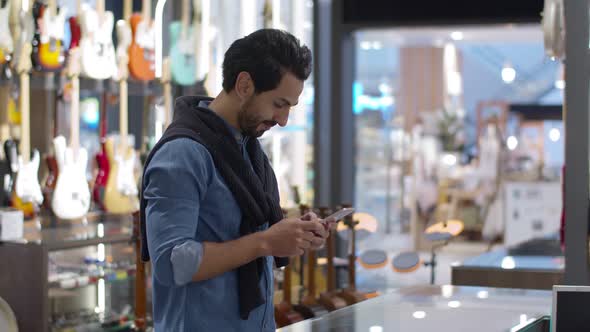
[222,29,313,93]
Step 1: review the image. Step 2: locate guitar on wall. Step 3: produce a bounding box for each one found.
[129,0,155,81]
[31,0,68,72]
[79,0,116,80]
[93,92,110,210]
[0,0,14,81]
[103,19,138,214]
[51,47,90,220]
[169,0,197,86]
[13,44,44,218]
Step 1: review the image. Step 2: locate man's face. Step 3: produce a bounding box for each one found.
[237,72,304,137]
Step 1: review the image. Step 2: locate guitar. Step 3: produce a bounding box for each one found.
[93,92,110,210]
[0,0,14,80]
[317,207,349,311]
[293,205,330,319]
[31,0,67,72]
[13,9,43,217]
[79,0,116,80]
[337,204,367,305]
[274,209,305,328]
[51,47,90,219]
[129,0,155,81]
[103,19,139,214]
[169,0,196,86]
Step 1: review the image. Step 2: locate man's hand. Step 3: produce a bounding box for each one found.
[301,212,332,250]
[261,217,326,257]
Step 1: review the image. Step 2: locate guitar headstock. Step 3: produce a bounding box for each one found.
[262,0,272,29]
[15,43,32,74]
[115,19,132,81]
[65,47,81,78]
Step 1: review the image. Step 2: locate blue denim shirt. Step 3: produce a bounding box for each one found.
[143,103,275,331]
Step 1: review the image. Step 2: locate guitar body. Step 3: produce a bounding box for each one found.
[13,150,43,218]
[51,136,90,219]
[128,13,155,81]
[80,8,116,79]
[169,22,197,86]
[67,16,81,50]
[318,291,348,311]
[93,140,109,210]
[42,154,58,210]
[103,137,138,214]
[31,1,67,72]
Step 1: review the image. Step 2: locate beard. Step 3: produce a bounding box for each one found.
[237,97,275,137]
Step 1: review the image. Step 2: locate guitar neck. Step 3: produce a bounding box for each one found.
[48,0,57,16]
[142,0,151,21]
[123,0,132,21]
[96,0,105,16]
[162,57,172,128]
[19,72,30,162]
[320,207,336,292]
[119,79,128,150]
[283,259,292,305]
[70,75,80,152]
[181,0,190,29]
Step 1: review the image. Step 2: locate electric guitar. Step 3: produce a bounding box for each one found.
[103,19,138,214]
[129,0,155,81]
[51,47,90,219]
[169,0,196,86]
[31,0,67,72]
[0,0,14,79]
[12,35,43,218]
[79,0,116,79]
[93,92,110,210]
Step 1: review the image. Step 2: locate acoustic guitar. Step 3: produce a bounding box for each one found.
[31,0,67,72]
[337,204,367,305]
[292,204,330,319]
[79,0,116,80]
[129,0,155,81]
[318,206,348,311]
[169,0,197,86]
[51,47,91,220]
[103,18,139,214]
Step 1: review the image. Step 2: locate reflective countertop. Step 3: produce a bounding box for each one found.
[277,285,551,332]
[457,248,564,271]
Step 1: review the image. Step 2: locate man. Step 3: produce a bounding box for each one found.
[140,29,330,331]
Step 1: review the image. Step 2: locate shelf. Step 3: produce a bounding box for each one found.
[49,267,136,293]
[13,212,134,252]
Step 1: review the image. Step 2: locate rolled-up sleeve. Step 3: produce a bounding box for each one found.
[143,138,212,287]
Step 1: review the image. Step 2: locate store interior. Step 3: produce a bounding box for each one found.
[0,0,587,331]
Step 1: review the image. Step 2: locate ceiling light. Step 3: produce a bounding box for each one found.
[549,128,561,142]
[555,79,565,89]
[450,31,464,41]
[372,41,383,50]
[361,41,371,50]
[501,256,516,269]
[502,63,516,84]
[507,136,518,150]
[369,326,383,332]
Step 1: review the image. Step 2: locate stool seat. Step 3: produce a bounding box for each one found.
[424,231,453,242]
[359,249,388,269]
[392,252,421,273]
[425,219,464,237]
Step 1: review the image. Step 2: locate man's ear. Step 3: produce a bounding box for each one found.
[234,71,254,100]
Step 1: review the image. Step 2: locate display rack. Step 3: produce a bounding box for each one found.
[0,212,143,332]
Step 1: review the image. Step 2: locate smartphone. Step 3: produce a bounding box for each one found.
[324,208,355,223]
